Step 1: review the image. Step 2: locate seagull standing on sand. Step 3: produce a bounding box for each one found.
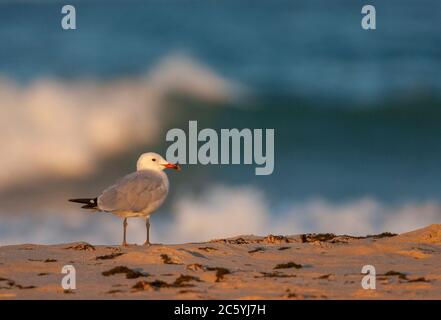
[69,152,180,246]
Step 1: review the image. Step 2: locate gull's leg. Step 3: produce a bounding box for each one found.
[122,218,128,246]
[143,216,151,246]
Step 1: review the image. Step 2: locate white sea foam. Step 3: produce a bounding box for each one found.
[0,185,439,245]
[164,185,441,242]
[0,55,236,190]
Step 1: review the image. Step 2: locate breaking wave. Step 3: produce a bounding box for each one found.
[0,55,237,190]
[1,184,440,245]
[164,185,441,242]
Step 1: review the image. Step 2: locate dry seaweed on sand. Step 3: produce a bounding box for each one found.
[274,262,303,270]
[132,275,201,291]
[96,252,124,260]
[160,254,181,265]
[300,231,397,243]
[211,237,250,244]
[226,237,249,244]
[383,271,408,280]
[0,277,36,290]
[263,235,291,244]
[382,271,430,283]
[317,274,332,279]
[407,277,430,283]
[205,267,231,282]
[365,232,397,239]
[174,275,202,286]
[101,266,149,279]
[65,243,96,251]
[256,272,296,278]
[132,280,168,290]
[301,233,336,243]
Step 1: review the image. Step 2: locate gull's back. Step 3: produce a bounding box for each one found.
[97,169,169,218]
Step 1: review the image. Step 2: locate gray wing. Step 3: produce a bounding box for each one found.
[97,170,168,213]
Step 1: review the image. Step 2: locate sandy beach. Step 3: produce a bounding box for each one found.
[0,224,440,300]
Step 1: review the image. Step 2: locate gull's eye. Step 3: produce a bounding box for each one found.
[152,158,156,162]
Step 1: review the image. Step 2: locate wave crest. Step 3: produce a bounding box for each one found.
[0,55,236,190]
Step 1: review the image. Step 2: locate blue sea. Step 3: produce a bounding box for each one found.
[0,0,440,244]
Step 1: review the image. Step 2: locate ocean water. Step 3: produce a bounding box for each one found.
[0,0,440,244]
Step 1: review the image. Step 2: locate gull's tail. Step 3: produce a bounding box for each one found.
[69,197,98,209]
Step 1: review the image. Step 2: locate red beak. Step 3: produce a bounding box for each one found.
[163,163,181,170]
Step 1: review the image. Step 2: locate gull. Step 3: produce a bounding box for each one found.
[69,152,180,246]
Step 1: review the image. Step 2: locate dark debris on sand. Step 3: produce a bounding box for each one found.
[65,243,96,251]
[300,232,397,243]
[96,252,124,260]
[381,271,430,283]
[0,277,36,290]
[174,275,202,286]
[263,235,291,244]
[205,267,231,282]
[256,272,297,278]
[407,277,430,283]
[317,274,332,280]
[211,231,395,246]
[274,262,303,270]
[160,254,182,265]
[132,274,202,291]
[383,270,408,280]
[101,266,149,279]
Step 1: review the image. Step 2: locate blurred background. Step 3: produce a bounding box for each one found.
[0,0,440,244]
